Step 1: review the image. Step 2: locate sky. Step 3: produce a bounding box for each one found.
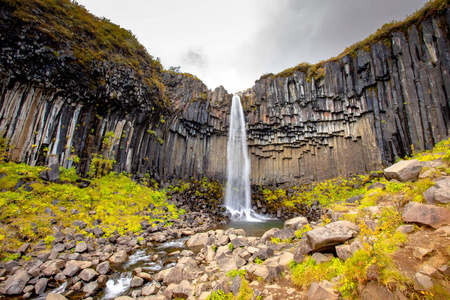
[76,0,428,93]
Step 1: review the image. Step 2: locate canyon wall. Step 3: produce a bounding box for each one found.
[0,1,449,185]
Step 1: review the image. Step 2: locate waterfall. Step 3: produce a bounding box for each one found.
[224,95,262,222]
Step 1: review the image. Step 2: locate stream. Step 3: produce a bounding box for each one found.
[29,219,284,299]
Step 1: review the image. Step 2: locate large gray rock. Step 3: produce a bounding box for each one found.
[79,268,99,282]
[130,276,144,287]
[41,259,66,276]
[307,282,339,300]
[402,202,450,228]
[35,278,48,295]
[96,261,110,275]
[172,280,195,298]
[39,154,60,182]
[247,264,281,283]
[384,159,422,182]
[186,232,209,247]
[260,228,280,243]
[109,250,128,265]
[74,241,87,253]
[83,282,98,295]
[3,270,30,295]
[273,228,296,241]
[299,221,359,254]
[284,216,309,230]
[434,177,450,204]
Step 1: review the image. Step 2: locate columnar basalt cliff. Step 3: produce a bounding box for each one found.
[242,8,450,183]
[0,0,449,186]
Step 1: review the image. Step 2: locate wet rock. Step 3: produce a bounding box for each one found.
[384,159,422,182]
[402,202,450,228]
[2,270,30,295]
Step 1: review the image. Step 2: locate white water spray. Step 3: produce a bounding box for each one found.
[224,95,263,222]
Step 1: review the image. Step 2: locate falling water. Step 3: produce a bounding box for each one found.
[224,95,262,221]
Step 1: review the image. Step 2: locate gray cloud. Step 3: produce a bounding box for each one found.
[182,49,207,69]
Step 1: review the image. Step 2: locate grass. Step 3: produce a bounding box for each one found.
[0,160,182,259]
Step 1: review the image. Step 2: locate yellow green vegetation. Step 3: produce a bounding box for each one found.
[261,0,448,80]
[262,175,368,210]
[290,207,408,298]
[0,159,182,260]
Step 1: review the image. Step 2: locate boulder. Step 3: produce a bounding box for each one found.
[273,228,296,241]
[172,280,195,298]
[45,294,68,300]
[109,250,128,265]
[186,232,209,247]
[96,261,110,275]
[82,282,98,295]
[39,155,60,182]
[74,241,87,253]
[311,252,333,264]
[34,278,48,295]
[79,268,99,282]
[41,259,66,276]
[361,281,395,300]
[67,260,91,269]
[260,228,280,243]
[402,202,450,228]
[3,270,30,295]
[307,282,339,300]
[300,221,359,254]
[136,272,152,282]
[230,274,242,295]
[130,276,144,288]
[284,216,309,230]
[434,177,450,204]
[247,264,281,283]
[384,159,422,182]
[142,283,160,296]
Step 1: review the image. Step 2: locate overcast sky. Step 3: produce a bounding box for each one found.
[76,0,427,93]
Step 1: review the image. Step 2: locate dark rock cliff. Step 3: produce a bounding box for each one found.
[0,0,449,185]
[242,8,450,183]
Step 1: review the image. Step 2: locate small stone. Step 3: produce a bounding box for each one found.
[412,247,431,260]
[414,272,434,290]
[396,225,414,234]
[82,282,98,295]
[74,241,87,253]
[96,261,110,275]
[130,276,144,287]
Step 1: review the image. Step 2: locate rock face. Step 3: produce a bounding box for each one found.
[0,1,449,185]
